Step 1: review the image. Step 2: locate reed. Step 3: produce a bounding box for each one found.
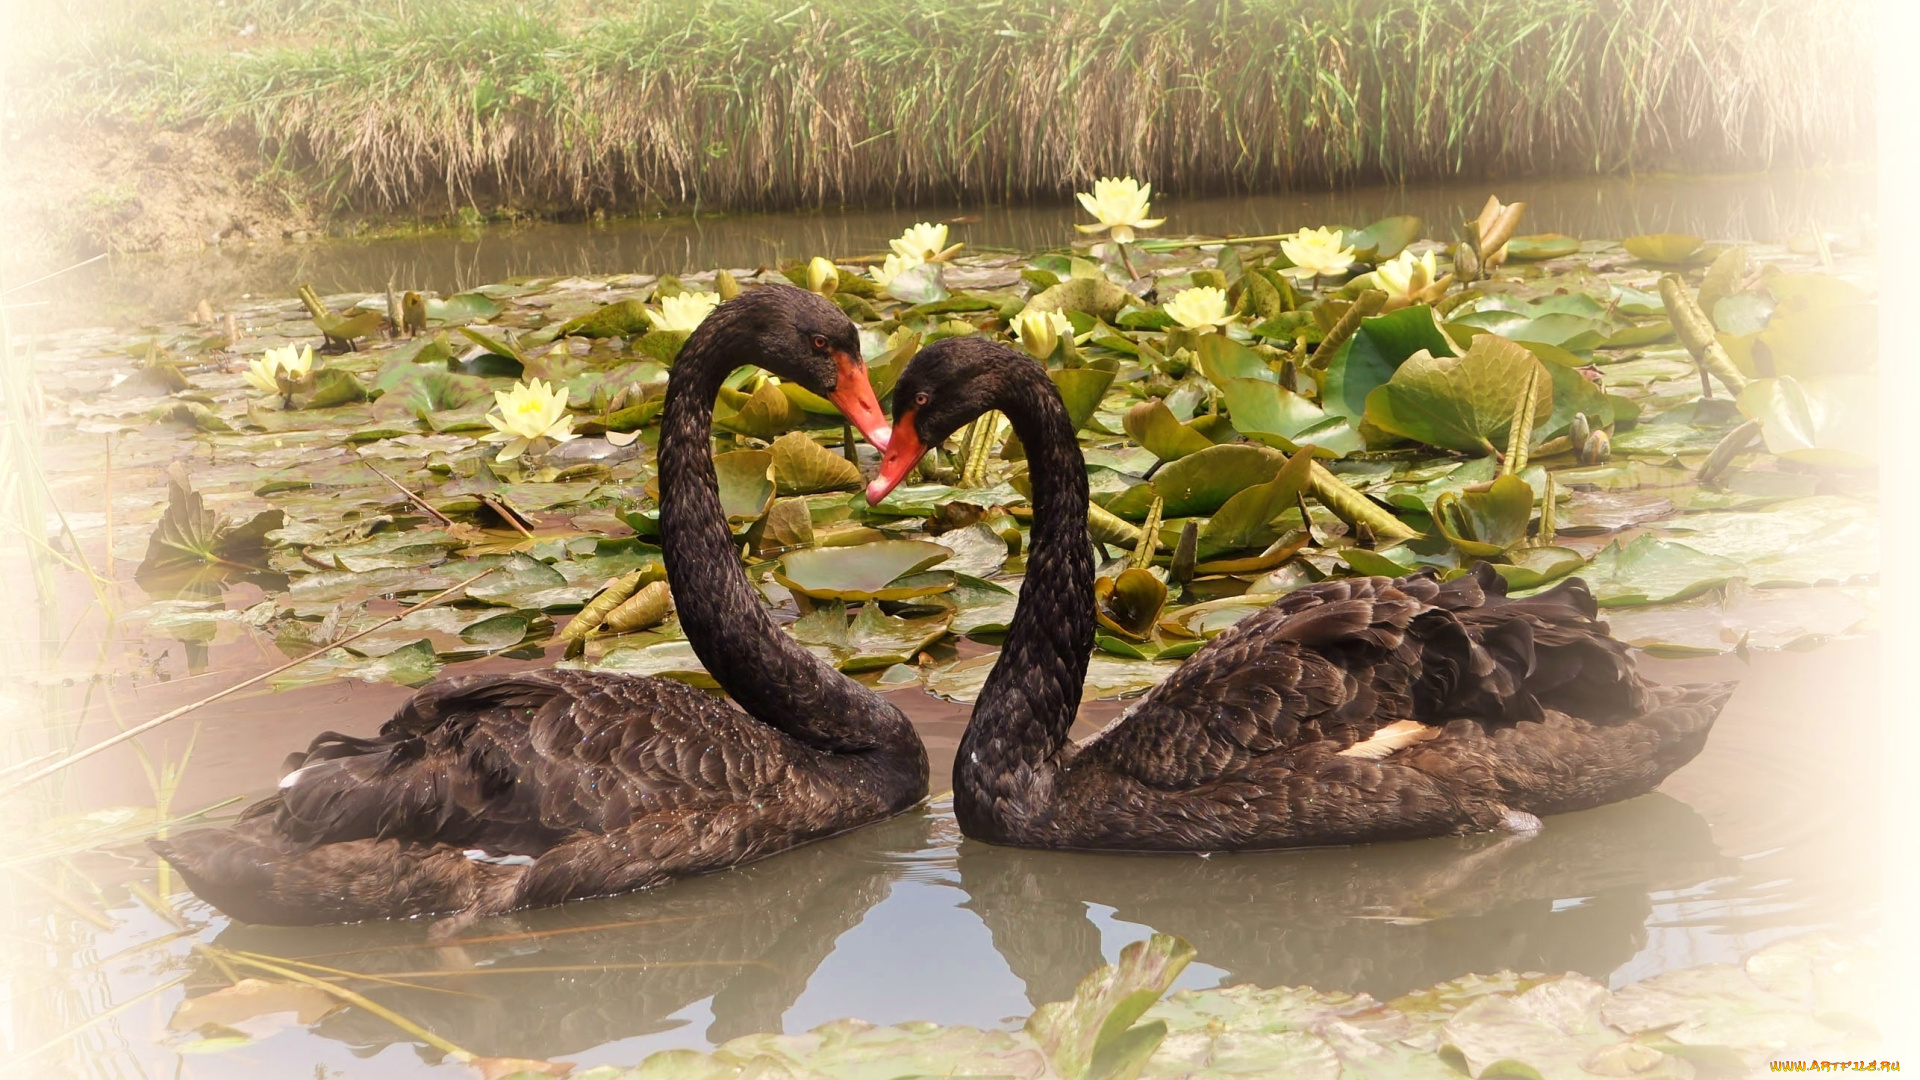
[7,0,1872,217]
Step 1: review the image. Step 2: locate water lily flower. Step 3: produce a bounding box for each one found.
[808,256,840,296]
[1074,177,1164,244]
[481,378,579,462]
[891,222,962,263]
[1163,286,1233,330]
[647,291,721,333]
[1012,309,1075,360]
[1374,249,1454,311]
[1279,227,1356,280]
[870,253,921,288]
[242,344,314,396]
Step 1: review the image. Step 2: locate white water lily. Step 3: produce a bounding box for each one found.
[647,291,721,333]
[1012,309,1075,360]
[1280,226,1356,279]
[242,344,314,395]
[891,222,962,263]
[1375,249,1453,311]
[1163,286,1233,330]
[870,252,921,288]
[1074,177,1164,244]
[481,378,579,462]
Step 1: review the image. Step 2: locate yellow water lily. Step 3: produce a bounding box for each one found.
[481,378,579,462]
[1374,249,1454,311]
[870,252,921,289]
[808,256,841,296]
[1012,309,1075,360]
[1163,286,1233,330]
[1074,177,1165,244]
[647,291,721,333]
[1279,226,1356,279]
[242,344,314,395]
[891,222,962,263]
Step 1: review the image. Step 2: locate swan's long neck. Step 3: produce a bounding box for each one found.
[658,315,920,765]
[954,363,1095,837]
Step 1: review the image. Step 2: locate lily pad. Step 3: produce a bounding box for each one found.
[1196,447,1313,559]
[775,539,952,601]
[1364,334,1552,455]
[1321,304,1458,424]
[1735,375,1875,469]
[712,449,777,522]
[1124,399,1215,462]
[1025,276,1133,322]
[1623,233,1706,265]
[1583,535,1742,607]
[769,430,863,494]
[1505,234,1581,261]
[1096,568,1170,639]
[1433,474,1534,556]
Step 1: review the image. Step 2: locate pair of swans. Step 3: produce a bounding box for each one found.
[157,287,1731,926]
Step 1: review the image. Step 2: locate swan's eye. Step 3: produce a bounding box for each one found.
[914,392,929,407]
[812,334,829,351]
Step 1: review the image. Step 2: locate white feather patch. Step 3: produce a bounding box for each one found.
[462,849,535,867]
[277,765,312,790]
[1336,720,1439,760]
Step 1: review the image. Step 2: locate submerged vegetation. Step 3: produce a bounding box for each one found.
[6,0,1873,219]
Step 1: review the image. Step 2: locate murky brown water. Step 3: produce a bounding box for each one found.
[0,172,1884,1075]
[10,169,1873,332]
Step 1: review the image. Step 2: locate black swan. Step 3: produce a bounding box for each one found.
[866,337,1731,851]
[154,286,928,926]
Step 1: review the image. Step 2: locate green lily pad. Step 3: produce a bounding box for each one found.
[425,291,503,323]
[712,449,777,523]
[1583,535,1742,607]
[1053,367,1118,432]
[1195,333,1275,384]
[1433,473,1534,556]
[1493,545,1587,590]
[791,600,953,672]
[1365,334,1552,455]
[1095,567,1169,639]
[1322,304,1458,424]
[1025,276,1132,322]
[716,380,805,440]
[1197,447,1312,559]
[1505,234,1581,261]
[1127,443,1290,519]
[574,640,717,689]
[769,430,863,494]
[552,298,652,338]
[1623,233,1706,265]
[775,539,952,601]
[1342,215,1422,261]
[1218,378,1364,457]
[1028,934,1196,1080]
[1124,399,1216,462]
[1735,375,1874,469]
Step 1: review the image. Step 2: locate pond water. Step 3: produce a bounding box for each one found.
[1,169,1883,1075]
[15,168,1873,331]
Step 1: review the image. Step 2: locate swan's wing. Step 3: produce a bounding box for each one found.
[1077,566,1645,789]
[269,670,804,854]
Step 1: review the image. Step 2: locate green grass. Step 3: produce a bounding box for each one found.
[6,0,1873,216]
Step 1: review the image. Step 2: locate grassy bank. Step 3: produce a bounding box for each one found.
[6,0,1874,219]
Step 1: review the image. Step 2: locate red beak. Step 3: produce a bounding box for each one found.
[866,409,926,504]
[826,350,891,451]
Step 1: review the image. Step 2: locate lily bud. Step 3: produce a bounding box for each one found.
[1012,308,1072,362]
[1569,412,1591,451]
[807,257,840,297]
[716,269,741,301]
[1581,429,1611,464]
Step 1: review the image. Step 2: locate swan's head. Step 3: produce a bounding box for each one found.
[867,337,1033,504]
[707,285,890,449]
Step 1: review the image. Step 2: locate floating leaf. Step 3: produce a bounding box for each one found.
[1433,474,1534,556]
[137,464,284,581]
[1124,399,1215,462]
[1321,304,1458,423]
[769,430,862,494]
[1217,378,1364,456]
[1196,447,1312,559]
[1583,535,1742,607]
[775,539,952,602]
[1623,233,1706,265]
[1365,335,1552,455]
[1054,367,1118,432]
[1024,276,1132,322]
[1121,443,1290,519]
[1734,375,1875,468]
[1096,568,1169,639]
[552,298,651,338]
[712,449,777,523]
[1343,215,1423,261]
[1505,234,1581,261]
[425,291,503,323]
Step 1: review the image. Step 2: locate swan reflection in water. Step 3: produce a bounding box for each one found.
[202,792,1729,1062]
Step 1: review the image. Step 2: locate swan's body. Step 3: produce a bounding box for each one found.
[870,339,1730,851]
[156,287,927,925]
